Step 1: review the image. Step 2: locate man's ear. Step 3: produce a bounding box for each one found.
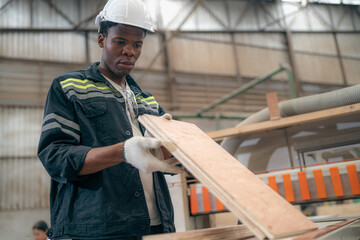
[98,34,105,48]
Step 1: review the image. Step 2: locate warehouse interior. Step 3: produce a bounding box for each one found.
[0,0,360,239]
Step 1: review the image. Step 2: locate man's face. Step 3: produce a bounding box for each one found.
[98,24,145,78]
[33,229,47,240]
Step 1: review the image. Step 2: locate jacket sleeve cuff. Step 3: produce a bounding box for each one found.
[71,145,93,180]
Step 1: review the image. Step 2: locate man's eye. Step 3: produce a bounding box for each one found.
[135,44,142,48]
[115,41,125,45]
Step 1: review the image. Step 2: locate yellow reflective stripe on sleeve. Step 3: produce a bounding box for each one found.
[60,78,116,92]
[136,95,159,108]
[61,82,111,90]
[136,96,155,102]
[144,101,158,105]
[143,96,155,101]
[61,78,105,86]
[136,96,151,100]
[61,78,93,85]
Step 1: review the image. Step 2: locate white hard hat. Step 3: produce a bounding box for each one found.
[95,0,154,33]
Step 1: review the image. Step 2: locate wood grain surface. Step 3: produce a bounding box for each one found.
[142,225,254,240]
[293,219,358,240]
[139,115,317,239]
[207,103,360,140]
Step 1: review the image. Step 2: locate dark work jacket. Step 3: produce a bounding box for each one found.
[37,62,175,239]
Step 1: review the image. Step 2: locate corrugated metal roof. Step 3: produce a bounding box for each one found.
[234,33,287,50]
[0,32,86,62]
[0,0,358,31]
[0,0,30,28]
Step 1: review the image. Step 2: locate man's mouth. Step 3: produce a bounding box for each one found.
[119,60,134,66]
[117,60,135,71]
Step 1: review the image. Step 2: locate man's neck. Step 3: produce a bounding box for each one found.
[98,64,126,88]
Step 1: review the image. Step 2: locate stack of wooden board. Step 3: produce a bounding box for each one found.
[143,225,253,240]
[139,114,318,239]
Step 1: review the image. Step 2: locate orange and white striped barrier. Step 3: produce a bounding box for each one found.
[188,160,360,215]
[189,185,225,215]
[259,160,360,203]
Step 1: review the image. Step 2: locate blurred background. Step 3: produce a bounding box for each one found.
[0,0,359,239]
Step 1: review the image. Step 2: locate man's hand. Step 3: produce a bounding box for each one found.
[144,113,173,159]
[123,136,183,174]
[161,113,172,120]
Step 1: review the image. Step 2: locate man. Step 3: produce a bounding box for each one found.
[37,0,182,239]
[32,221,49,240]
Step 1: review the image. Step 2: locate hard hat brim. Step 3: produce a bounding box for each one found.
[103,16,155,33]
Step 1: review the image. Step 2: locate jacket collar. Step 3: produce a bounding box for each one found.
[85,62,142,95]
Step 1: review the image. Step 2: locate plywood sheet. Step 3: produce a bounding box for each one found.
[138,115,317,239]
[143,225,253,240]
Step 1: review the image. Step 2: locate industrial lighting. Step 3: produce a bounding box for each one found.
[283,0,360,4]
[282,0,302,2]
[342,0,360,4]
[282,0,307,5]
[308,0,341,4]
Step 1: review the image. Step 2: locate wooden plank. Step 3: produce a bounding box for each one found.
[207,103,360,140]
[266,92,281,120]
[139,115,317,239]
[142,225,254,240]
[292,219,358,240]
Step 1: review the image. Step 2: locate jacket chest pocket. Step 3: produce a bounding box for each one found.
[76,100,131,145]
[76,100,109,145]
[78,100,107,118]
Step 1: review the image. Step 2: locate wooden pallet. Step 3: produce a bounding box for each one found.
[138,115,317,239]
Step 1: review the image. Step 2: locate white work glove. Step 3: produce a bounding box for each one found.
[161,113,172,120]
[123,136,183,174]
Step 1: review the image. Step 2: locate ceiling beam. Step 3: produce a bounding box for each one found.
[201,2,227,29]
[1,27,359,34]
[138,0,207,82]
[42,0,76,27]
[0,0,16,13]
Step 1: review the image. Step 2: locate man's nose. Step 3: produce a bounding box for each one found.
[122,45,135,56]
